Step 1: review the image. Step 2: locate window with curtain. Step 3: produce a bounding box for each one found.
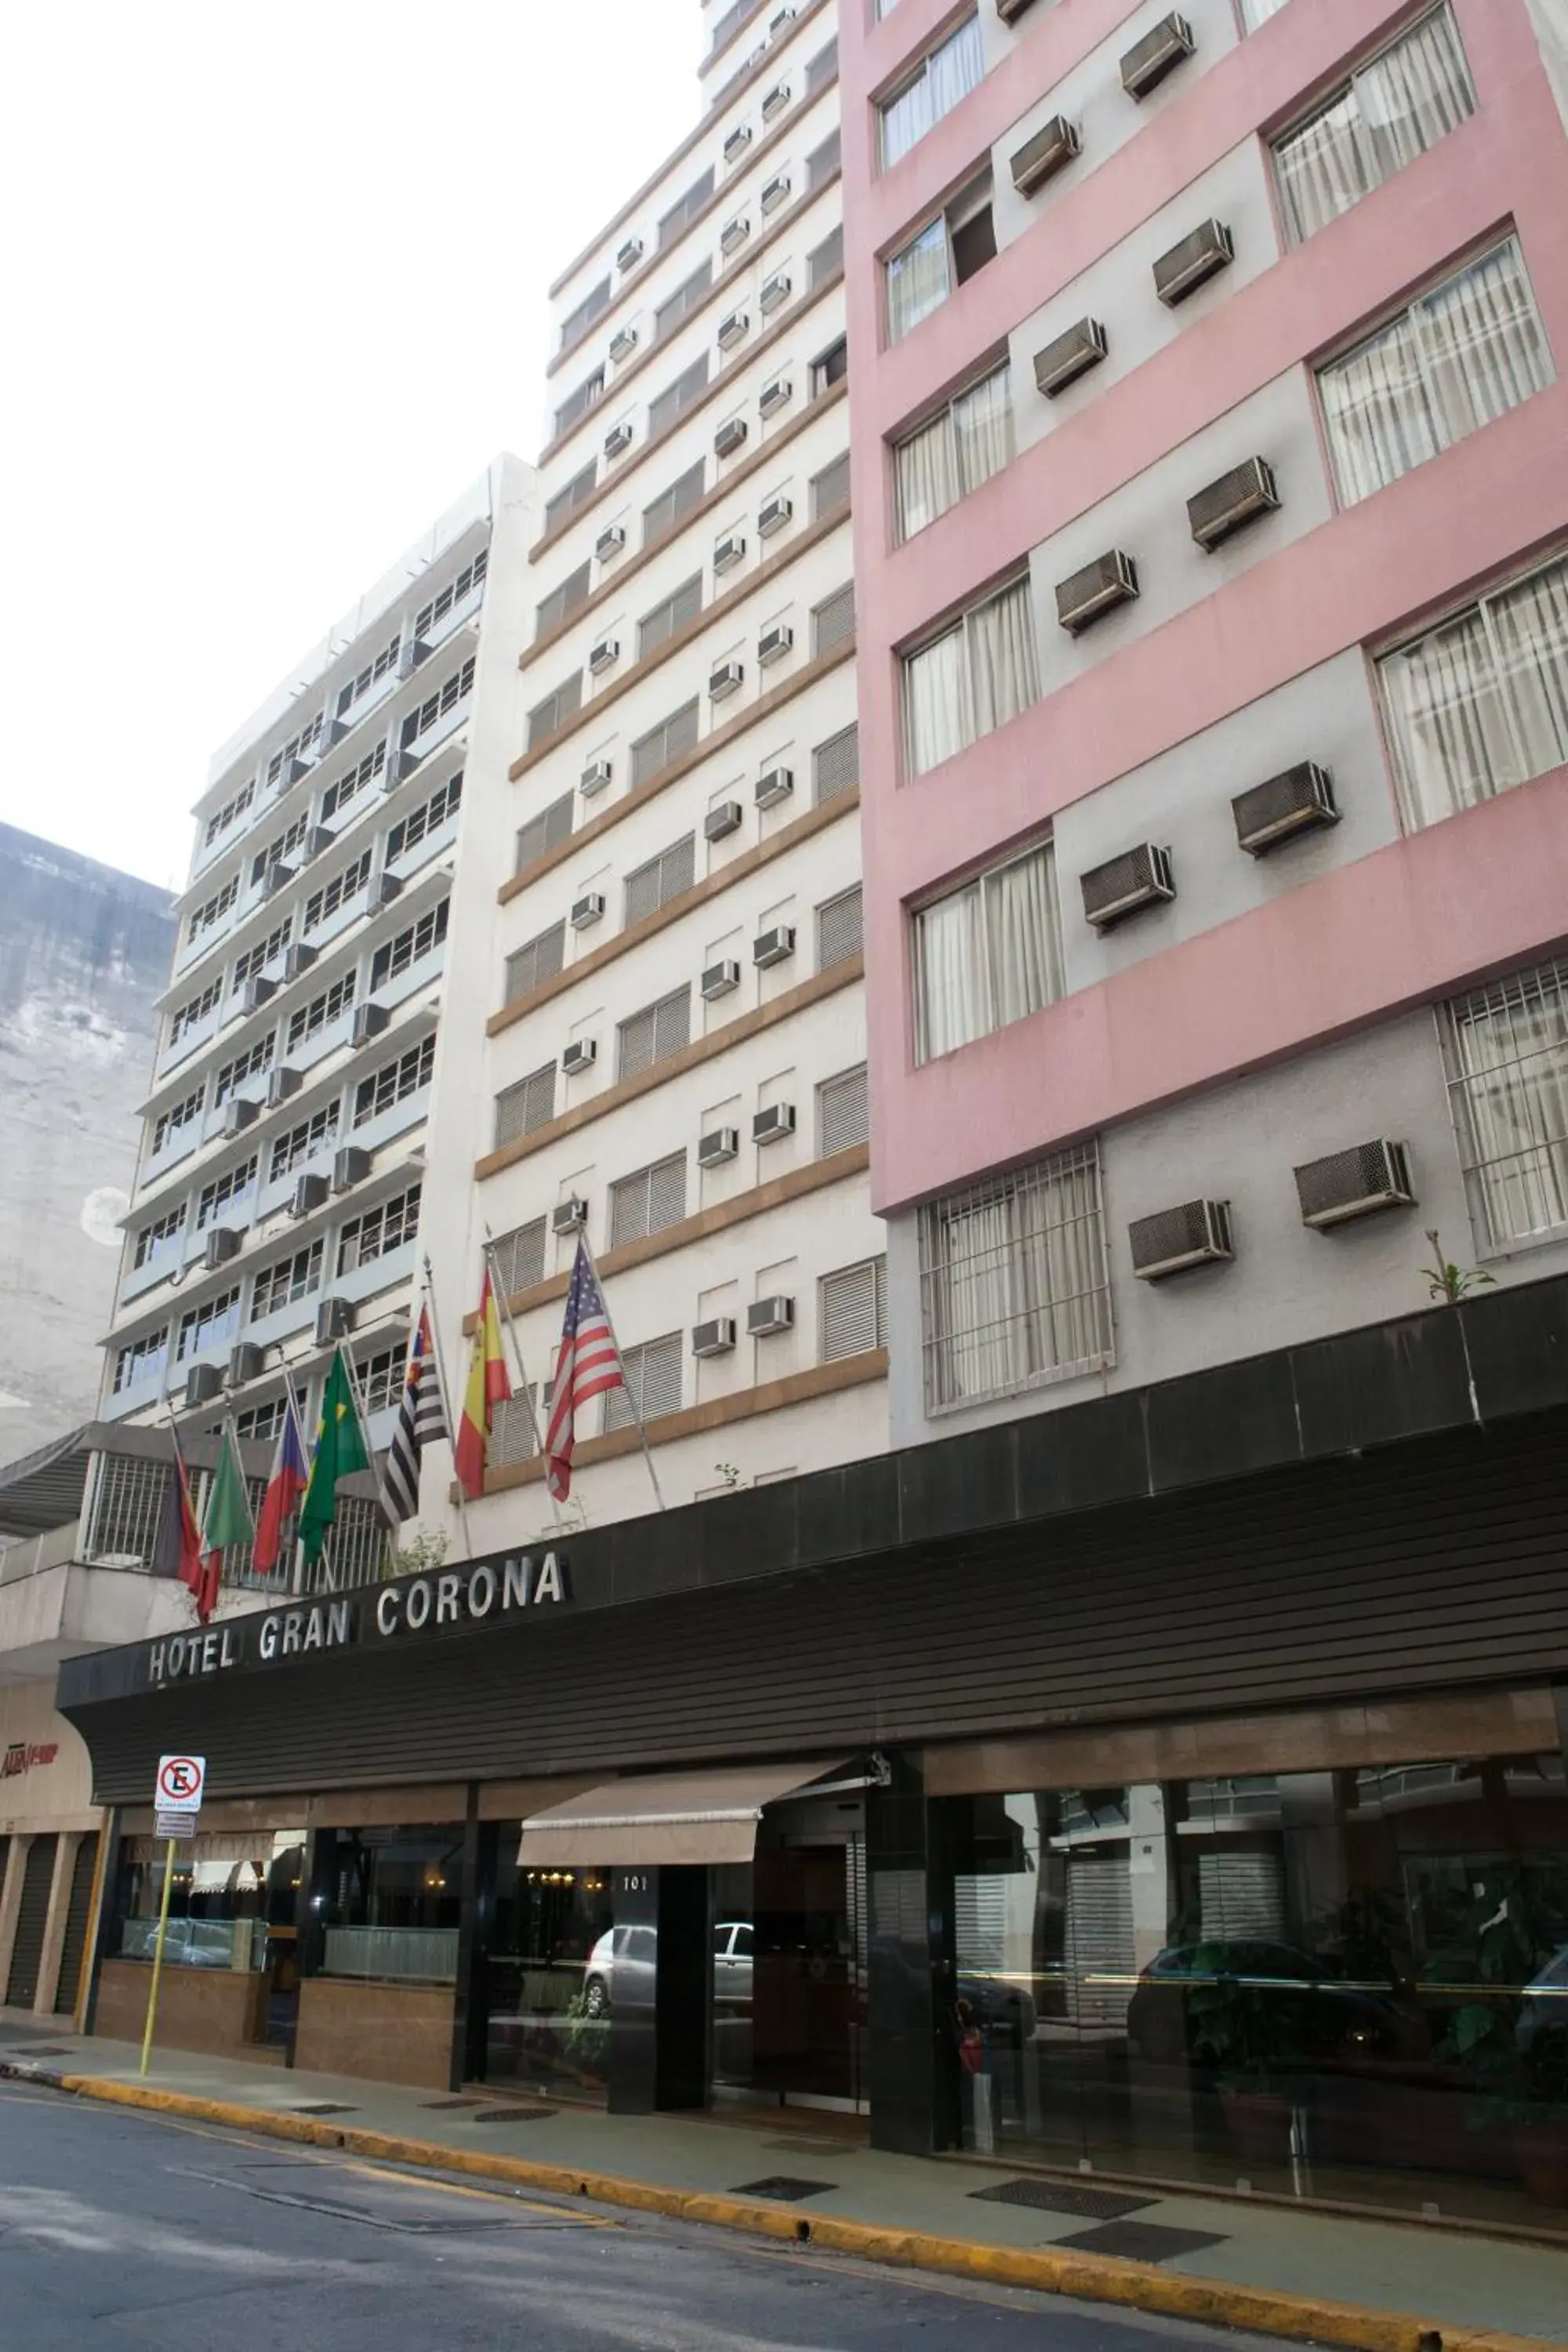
[902,574,1040,776]
[1319,240,1552,506]
[1239,0,1290,27]
[912,840,1064,1062]
[878,15,985,170]
[918,1145,1112,1411]
[1443,959,1568,1250]
[1272,9,1474,245]
[885,176,995,343]
[1379,557,1568,829]
[895,363,1014,540]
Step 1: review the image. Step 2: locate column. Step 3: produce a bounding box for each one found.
[866,1755,958,2156]
[32,1831,80,2016]
[0,1835,31,2005]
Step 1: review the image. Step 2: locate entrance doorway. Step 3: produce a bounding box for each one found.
[712,1796,867,2113]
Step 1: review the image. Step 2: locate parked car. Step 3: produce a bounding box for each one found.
[1126,1939,1416,2065]
[581,1920,757,2017]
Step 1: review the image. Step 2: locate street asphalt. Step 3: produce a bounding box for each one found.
[0,2078,1293,2352]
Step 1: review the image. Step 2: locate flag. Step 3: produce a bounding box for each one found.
[153,1444,203,1604]
[544,1242,625,1503]
[198,1421,255,1624]
[454,1267,510,1501]
[386,1306,449,1523]
[252,1393,310,1576]
[299,1348,369,1566]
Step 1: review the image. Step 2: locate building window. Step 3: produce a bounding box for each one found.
[625,835,695,926]
[808,129,841,191]
[187,873,240,944]
[820,1256,887,1362]
[230,1397,287,1443]
[515,793,575,873]
[659,165,714,249]
[608,1151,687,1249]
[816,884,863,969]
[879,13,984,169]
[1272,8,1474,245]
[352,1034,435,1127]
[817,1063,869,1154]
[536,561,592,640]
[807,35,837,91]
[270,1105,338,1181]
[371,898,448,989]
[132,1204,187,1271]
[809,225,844,290]
[630,698,700,788]
[1319,239,1551,508]
[887,173,994,343]
[813,722,859,805]
[336,634,401,720]
[1380,556,1568,829]
[249,1241,324,1323]
[811,338,848,398]
[559,275,611,358]
[655,260,713,345]
[265,713,324,791]
[414,548,487,642]
[169,978,222,1045]
[195,1156,258,1231]
[602,1333,682,1432]
[528,674,583,753]
[203,779,255,849]
[1239,0,1290,24]
[113,1326,169,1394]
[504,921,566,1006]
[232,923,292,995]
[812,584,855,657]
[810,452,851,520]
[386,771,462,862]
[617,986,691,1080]
[919,1145,1112,1410]
[401,657,475,750]
[1443,958,1568,1250]
[356,1345,405,1415]
[338,1182,421,1276]
[287,971,356,1050]
[176,1286,241,1362]
[320,742,387,825]
[644,459,706,543]
[303,851,372,934]
[543,459,599,539]
[494,1062,556,1149]
[554,368,605,440]
[639,574,703,660]
[212,1035,274,1106]
[895,362,1014,541]
[491,1215,547,1294]
[152,1088,205,1156]
[913,840,1063,1062]
[648,354,710,442]
[902,573,1039,777]
[251,813,310,888]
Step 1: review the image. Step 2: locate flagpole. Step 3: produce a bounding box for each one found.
[416,1259,478,1565]
[336,1341,399,1563]
[277,1360,313,1598]
[579,1232,666,1513]
[479,1232,568,1539]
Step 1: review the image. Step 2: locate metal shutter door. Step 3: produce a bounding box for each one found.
[1064,1853,1134,2031]
[817,886,862,967]
[811,454,851,520]
[821,1261,881,1361]
[6,1835,58,2009]
[812,583,855,654]
[54,1835,99,2017]
[954,1873,1008,1973]
[818,1065,869,1153]
[1199,1850,1285,1941]
[813,724,859,804]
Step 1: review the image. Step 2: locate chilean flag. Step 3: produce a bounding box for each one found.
[252,1395,310,1575]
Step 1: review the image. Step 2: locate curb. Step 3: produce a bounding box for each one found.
[4,2061,1561,2352]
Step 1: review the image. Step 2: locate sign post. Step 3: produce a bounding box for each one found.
[140,1754,205,2078]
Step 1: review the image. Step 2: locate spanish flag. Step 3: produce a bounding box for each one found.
[455,1266,511,1499]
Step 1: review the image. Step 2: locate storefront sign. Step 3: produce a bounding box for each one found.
[145,1550,570,1690]
[2,1740,59,1778]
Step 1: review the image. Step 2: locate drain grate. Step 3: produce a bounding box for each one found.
[969,2179,1159,2222]
[422,2096,483,2111]
[5,2045,74,2060]
[469,2105,558,2124]
[287,2102,359,2115]
[731,2175,837,2202]
[1057,2219,1229,2263]
[763,2138,859,2156]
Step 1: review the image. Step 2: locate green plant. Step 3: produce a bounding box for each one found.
[561,1988,611,2076]
[1421,1229,1495,1305]
[714,1462,744,1490]
[1183,1946,1314,2095]
[387,1527,449,1578]
[1428,1862,1568,2126]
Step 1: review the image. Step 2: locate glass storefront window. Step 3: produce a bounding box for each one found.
[120,1831,304,2020]
[946,1756,1568,2227]
[481,1856,617,2102]
[319,1823,463,1982]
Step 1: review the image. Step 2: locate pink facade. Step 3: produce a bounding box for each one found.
[840,0,1568,1218]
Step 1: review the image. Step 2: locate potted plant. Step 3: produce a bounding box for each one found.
[1185,1944,1313,2165]
[1429,1863,1568,2207]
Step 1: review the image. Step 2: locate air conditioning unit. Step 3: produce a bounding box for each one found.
[758,376,793,419]
[1011,114,1082,197]
[755,764,793,808]
[184,1363,223,1408]
[350,1004,388,1048]
[315,1298,355,1345]
[1154,217,1233,307]
[596,524,626,561]
[1189,455,1280,552]
[723,125,752,165]
[317,720,348,754]
[291,1171,330,1219]
[332,1145,372,1193]
[757,495,793,538]
[561,1037,598,1076]
[277,754,310,789]
[996,0,1041,21]
[691,1316,737,1357]
[204,1227,241,1271]
[759,267,791,309]
[753,1102,796,1145]
[552,1196,589,1235]
[570,891,605,929]
[1081,842,1175,928]
[769,3,795,30]
[757,622,793,666]
[581,757,613,797]
[588,637,620,674]
[710,659,744,700]
[1056,549,1139,633]
[365,872,402,915]
[603,420,634,459]
[608,326,638,365]
[1232,761,1339,856]
[715,416,749,459]
[753,924,796,967]
[616,234,644,272]
[303,826,336,861]
[720,215,750,257]
[1121,11,1195,100]
[241,975,277,1015]
[713,531,746,573]
[397,638,430,681]
[265,1066,301,1109]
[1034,316,1109,397]
[223,1097,260,1138]
[396,746,427,784]
[228,1342,265,1388]
[1295,1140,1415,1232]
[717,307,750,350]
[701,957,742,999]
[281,943,317,982]
[1129,1198,1234,1280]
[761,80,789,121]
[263,862,296,898]
[747,1294,795,1336]
[703,804,744,844]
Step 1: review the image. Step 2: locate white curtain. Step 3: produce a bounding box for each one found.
[1418,241,1552,448]
[880,15,984,168]
[1275,7,1472,242]
[1490,561,1568,779]
[913,884,987,1061]
[985,845,1063,1032]
[1450,967,1568,1243]
[931,1196,1017,1403]
[913,844,1062,1062]
[896,409,960,540]
[1240,0,1290,27]
[887,217,949,342]
[927,1156,1109,1407]
[1381,608,1517,825]
[968,578,1040,741]
[1276,88,1370,242]
[953,365,1014,497]
[1029,1155,1110,1371]
[1320,311,1439,503]
[903,625,972,776]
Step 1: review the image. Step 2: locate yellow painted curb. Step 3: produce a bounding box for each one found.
[27,2070,1566,2352]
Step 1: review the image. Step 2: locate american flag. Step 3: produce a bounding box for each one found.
[544,1242,624,1501]
[385,1306,450,1523]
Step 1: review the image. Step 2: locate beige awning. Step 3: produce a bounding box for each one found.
[516,1759,848,1868]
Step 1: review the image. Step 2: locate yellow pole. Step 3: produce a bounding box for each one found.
[138,1838,179,2078]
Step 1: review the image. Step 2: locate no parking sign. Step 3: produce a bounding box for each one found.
[153,1752,205,1840]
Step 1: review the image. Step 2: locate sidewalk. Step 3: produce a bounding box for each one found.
[3,2016,1566,2351]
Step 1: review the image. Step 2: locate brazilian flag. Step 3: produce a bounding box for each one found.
[299,1348,369,1566]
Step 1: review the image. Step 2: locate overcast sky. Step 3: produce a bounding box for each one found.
[0,2,699,894]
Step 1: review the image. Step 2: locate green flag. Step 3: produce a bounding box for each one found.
[201,1421,255,1556]
[299,1348,369,1566]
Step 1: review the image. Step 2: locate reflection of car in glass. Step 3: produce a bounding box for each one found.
[1126,1940,1413,2065]
[581,1924,659,2017]
[713,1920,753,2007]
[867,1937,1036,2047]
[122,1916,238,1969]
[1517,1947,1568,2053]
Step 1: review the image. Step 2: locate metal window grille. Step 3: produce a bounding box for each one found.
[371,899,448,991]
[543,460,599,538]
[648,354,710,441]
[559,277,611,358]
[918,1143,1113,1411]
[810,453,851,521]
[554,369,605,438]
[811,583,855,655]
[817,1064,869,1155]
[352,1035,435,1128]
[515,792,575,873]
[602,1333,681,1432]
[812,722,858,804]
[815,884,862,968]
[809,226,844,289]
[414,548,488,642]
[495,1062,557,1149]
[386,773,462,863]
[535,561,592,638]
[270,1106,338,1181]
[643,460,706,543]
[505,921,566,1004]
[819,1256,887,1362]
[287,970,357,1050]
[638,574,704,661]
[491,1216,547,1294]
[337,1183,421,1276]
[283,1489,390,1596]
[659,167,715,249]
[655,261,713,345]
[625,835,695,927]
[630,699,700,788]
[617,987,691,1080]
[196,1156,258,1229]
[82,1452,168,1565]
[1441,956,1568,1250]
[249,1241,324,1323]
[808,129,840,190]
[303,851,372,933]
[608,1152,686,1249]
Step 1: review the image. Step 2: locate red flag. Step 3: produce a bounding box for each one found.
[253,1395,310,1575]
[454,1268,511,1500]
[154,1448,204,1605]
